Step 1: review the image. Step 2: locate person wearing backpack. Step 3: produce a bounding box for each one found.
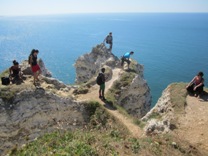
[29,49,41,85]
[97,68,106,101]
[121,51,134,69]
[103,32,113,51]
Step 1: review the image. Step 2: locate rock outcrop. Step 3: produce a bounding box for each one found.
[0,87,90,155]
[75,43,151,118]
[75,43,119,84]
[21,58,52,77]
[117,69,151,118]
[142,85,176,135]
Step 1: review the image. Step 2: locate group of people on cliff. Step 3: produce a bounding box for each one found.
[2,32,205,100]
[100,32,205,100]
[3,49,41,86]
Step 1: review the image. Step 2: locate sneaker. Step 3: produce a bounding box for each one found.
[99,95,102,99]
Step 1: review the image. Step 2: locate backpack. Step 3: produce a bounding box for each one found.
[96,73,103,85]
[1,77,10,85]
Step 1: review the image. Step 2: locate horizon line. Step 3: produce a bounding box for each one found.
[1,11,208,17]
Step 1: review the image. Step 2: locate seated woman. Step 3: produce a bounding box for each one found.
[9,60,22,83]
[186,71,204,98]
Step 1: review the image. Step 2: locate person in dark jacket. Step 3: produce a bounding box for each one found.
[99,68,106,100]
[103,32,113,51]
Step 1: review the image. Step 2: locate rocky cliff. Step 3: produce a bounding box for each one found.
[0,43,152,155]
[142,83,208,152]
[0,59,91,155]
[142,85,174,134]
[75,43,151,118]
[75,43,120,84]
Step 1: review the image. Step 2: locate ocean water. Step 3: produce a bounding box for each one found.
[0,13,208,106]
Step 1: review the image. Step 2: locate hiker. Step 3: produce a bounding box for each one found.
[29,49,41,85]
[97,68,106,101]
[121,51,134,69]
[9,60,22,83]
[186,71,204,98]
[103,32,113,51]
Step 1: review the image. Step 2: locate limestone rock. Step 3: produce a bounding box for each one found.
[116,62,151,118]
[142,86,174,134]
[21,58,52,77]
[74,43,119,84]
[42,77,69,90]
[75,43,151,118]
[0,89,91,155]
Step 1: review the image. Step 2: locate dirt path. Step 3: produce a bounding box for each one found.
[176,95,208,151]
[76,68,144,138]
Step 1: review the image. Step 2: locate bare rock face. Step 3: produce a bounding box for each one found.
[74,43,119,84]
[21,58,52,77]
[142,86,174,135]
[0,88,90,155]
[116,62,151,118]
[121,76,151,117]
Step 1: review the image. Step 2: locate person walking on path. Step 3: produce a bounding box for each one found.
[121,51,134,69]
[103,32,113,51]
[29,49,41,85]
[97,68,106,101]
[186,71,204,98]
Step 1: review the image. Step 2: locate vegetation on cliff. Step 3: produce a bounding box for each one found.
[10,101,204,156]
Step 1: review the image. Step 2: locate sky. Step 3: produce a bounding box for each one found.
[0,0,208,16]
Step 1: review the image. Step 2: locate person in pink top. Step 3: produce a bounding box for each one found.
[186,71,204,98]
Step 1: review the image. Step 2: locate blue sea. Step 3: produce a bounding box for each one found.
[0,13,208,106]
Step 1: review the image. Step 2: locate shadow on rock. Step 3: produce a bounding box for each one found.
[199,91,208,102]
[103,100,117,111]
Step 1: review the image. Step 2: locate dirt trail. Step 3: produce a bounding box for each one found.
[76,68,143,138]
[176,95,208,151]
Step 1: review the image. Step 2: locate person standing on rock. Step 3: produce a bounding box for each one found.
[186,71,204,98]
[97,68,106,101]
[29,49,41,85]
[121,51,134,69]
[103,32,113,51]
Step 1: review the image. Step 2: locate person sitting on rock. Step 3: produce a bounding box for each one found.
[186,71,204,98]
[103,32,113,51]
[98,68,106,101]
[9,60,22,83]
[121,51,134,69]
[29,49,41,85]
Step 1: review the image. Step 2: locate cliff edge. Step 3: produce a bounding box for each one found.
[142,83,208,152]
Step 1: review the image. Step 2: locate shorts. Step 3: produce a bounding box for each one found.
[32,64,40,73]
[100,83,105,91]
